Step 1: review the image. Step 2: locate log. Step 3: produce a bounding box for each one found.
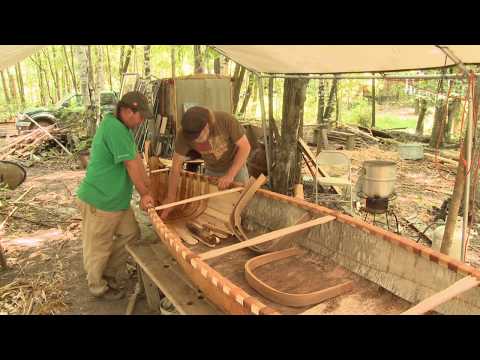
[402,275,480,315]
[199,215,336,261]
[424,153,458,167]
[343,125,380,142]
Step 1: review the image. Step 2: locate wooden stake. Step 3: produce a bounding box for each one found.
[402,276,480,315]
[153,187,243,211]
[199,215,336,261]
[293,184,304,199]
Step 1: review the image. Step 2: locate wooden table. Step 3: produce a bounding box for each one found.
[126,241,221,315]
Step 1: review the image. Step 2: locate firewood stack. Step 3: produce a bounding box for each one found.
[0,125,70,160]
[326,126,379,149]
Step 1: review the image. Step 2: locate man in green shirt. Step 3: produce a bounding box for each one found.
[76,91,154,300]
[161,106,251,220]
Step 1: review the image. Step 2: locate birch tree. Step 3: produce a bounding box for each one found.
[1,70,10,103]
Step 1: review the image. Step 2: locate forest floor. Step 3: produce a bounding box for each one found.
[1,140,479,314]
[0,157,157,315]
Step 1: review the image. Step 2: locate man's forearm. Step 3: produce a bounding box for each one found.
[227,145,250,178]
[126,157,150,197]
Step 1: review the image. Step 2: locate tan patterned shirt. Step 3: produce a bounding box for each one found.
[175,111,245,173]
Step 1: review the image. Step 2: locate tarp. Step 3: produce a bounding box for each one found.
[0,45,46,71]
[212,45,480,75]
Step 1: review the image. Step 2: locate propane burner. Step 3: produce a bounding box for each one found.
[357,191,400,234]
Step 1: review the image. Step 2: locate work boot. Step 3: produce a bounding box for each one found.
[101,287,126,301]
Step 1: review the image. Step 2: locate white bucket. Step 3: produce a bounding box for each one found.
[398,143,424,160]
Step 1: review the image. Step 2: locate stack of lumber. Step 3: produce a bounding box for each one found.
[326,125,379,148]
[0,125,68,160]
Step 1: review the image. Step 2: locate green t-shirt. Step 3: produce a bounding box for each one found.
[76,113,137,211]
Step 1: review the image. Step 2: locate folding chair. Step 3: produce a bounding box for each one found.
[314,150,353,212]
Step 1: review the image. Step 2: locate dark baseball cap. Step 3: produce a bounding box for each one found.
[181,106,210,141]
[120,91,153,119]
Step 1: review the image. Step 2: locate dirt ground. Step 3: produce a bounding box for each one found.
[0,158,157,315]
[1,141,479,314]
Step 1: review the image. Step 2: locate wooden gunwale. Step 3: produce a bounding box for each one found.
[149,171,480,314]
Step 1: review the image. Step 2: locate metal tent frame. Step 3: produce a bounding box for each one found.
[209,45,477,262]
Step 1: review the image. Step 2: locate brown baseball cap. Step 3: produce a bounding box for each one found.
[120,91,154,119]
[181,106,210,141]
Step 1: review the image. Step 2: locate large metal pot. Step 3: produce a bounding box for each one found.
[362,160,396,198]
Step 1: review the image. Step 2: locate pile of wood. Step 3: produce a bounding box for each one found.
[0,125,69,160]
[327,125,380,149]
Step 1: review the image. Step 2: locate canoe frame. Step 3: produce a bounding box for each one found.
[148,170,480,315]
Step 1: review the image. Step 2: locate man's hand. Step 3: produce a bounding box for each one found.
[160,196,175,220]
[218,174,234,190]
[140,194,155,211]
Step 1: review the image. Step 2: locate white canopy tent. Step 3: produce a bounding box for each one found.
[0,45,46,71]
[211,45,480,75]
[211,45,480,261]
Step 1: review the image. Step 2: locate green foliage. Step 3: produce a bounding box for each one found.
[343,99,372,127]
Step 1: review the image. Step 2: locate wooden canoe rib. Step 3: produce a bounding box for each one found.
[245,247,353,307]
[146,169,480,315]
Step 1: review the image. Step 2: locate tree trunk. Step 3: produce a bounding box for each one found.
[105,45,113,91]
[323,77,338,121]
[63,46,78,93]
[44,48,60,102]
[95,46,105,92]
[268,77,274,121]
[440,76,480,255]
[1,70,10,102]
[143,45,151,79]
[239,72,255,116]
[232,65,246,114]
[414,98,420,115]
[64,65,71,93]
[32,54,46,105]
[445,98,460,143]
[371,78,376,128]
[7,68,18,104]
[76,46,89,105]
[194,45,204,74]
[415,98,427,136]
[214,57,221,75]
[15,63,25,106]
[51,46,61,101]
[223,57,230,76]
[441,139,467,255]
[171,46,176,78]
[119,45,125,78]
[271,78,309,194]
[316,80,325,124]
[335,81,340,126]
[429,99,447,148]
[59,62,65,97]
[76,45,97,136]
[133,45,138,74]
[87,46,100,133]
[121,45,134,77]
[429,76,446,148]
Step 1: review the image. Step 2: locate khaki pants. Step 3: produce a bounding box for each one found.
[76,199,140,297]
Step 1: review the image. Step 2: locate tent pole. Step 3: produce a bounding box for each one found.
[257,75,271,186]
[462,73,475,261]
[261,74,467,81]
